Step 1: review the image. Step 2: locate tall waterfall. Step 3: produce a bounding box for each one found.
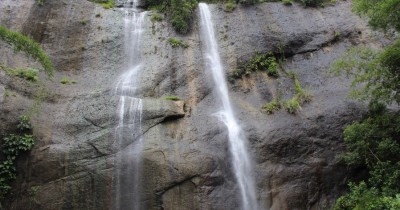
[199,3,259,210]
[113,1,147,209]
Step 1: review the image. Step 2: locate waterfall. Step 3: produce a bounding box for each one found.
[113,1,147,209]
[199,3,259,210]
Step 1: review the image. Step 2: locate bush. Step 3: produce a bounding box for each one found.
[0,116,35,199]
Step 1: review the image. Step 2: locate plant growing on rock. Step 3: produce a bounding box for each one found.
[89,0,115,9]
[262,98,281,114]
[228,52,280,81]
[223,1,237,12]
[0,26,54,77]
[0,116,35,199]
[168,37,189,48]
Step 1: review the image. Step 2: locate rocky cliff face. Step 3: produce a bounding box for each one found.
[0,0,379,209]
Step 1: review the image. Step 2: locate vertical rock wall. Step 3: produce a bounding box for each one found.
[0,0,379,209]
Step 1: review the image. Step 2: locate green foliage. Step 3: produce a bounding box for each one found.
[36,0,45,6]
[352,0,400,32]
[282,0,293,5]
[292,74,312,103]
[224,2,237,12]
[89,0,115,9]
[168,37,189,48]
[0,116,35,199]
[0,26,54,77]
[60,76,76,85]
[284,97,301,114]
[335,182,400,210]
[332,39,400,105]
[144,0,197,34]
[164,96,181,101]
[335,109,400,209]
[262,98,281,114]
[332,1,400,206]
[151,13,163,22]
[228,52,280,81]
[8,68,39,82]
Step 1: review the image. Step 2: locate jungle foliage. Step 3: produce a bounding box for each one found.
[333,0,400,209]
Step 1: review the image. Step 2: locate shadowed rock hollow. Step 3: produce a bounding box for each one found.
[0,0,381,209]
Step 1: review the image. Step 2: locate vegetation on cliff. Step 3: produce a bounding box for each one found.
[146,0,330,34]
[0,116,35,199]
[0,26,54,77]
[333,0,400,209]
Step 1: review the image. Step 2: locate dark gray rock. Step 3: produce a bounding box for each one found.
[0,0,375,210]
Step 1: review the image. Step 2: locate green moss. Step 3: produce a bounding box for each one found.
[0,26,54,77]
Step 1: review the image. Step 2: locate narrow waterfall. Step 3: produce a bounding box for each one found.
[113,1,147,209]
[199,3,259,210]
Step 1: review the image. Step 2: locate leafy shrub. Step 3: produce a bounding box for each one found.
[168,38,189,48]
[0,116,35,199]
[0,26,54,77]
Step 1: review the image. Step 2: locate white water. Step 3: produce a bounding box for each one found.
[113,1,147,209]
[199,3,259,210]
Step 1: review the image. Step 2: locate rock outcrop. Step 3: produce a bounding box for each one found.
[0,0,382,209]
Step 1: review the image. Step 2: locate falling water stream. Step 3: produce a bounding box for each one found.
[199,3,259,210]
[113,0,147,209]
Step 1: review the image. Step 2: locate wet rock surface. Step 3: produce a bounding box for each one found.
[0,0,378,209]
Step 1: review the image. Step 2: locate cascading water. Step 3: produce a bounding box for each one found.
[113,1,147,209]
[199,3,259,210]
